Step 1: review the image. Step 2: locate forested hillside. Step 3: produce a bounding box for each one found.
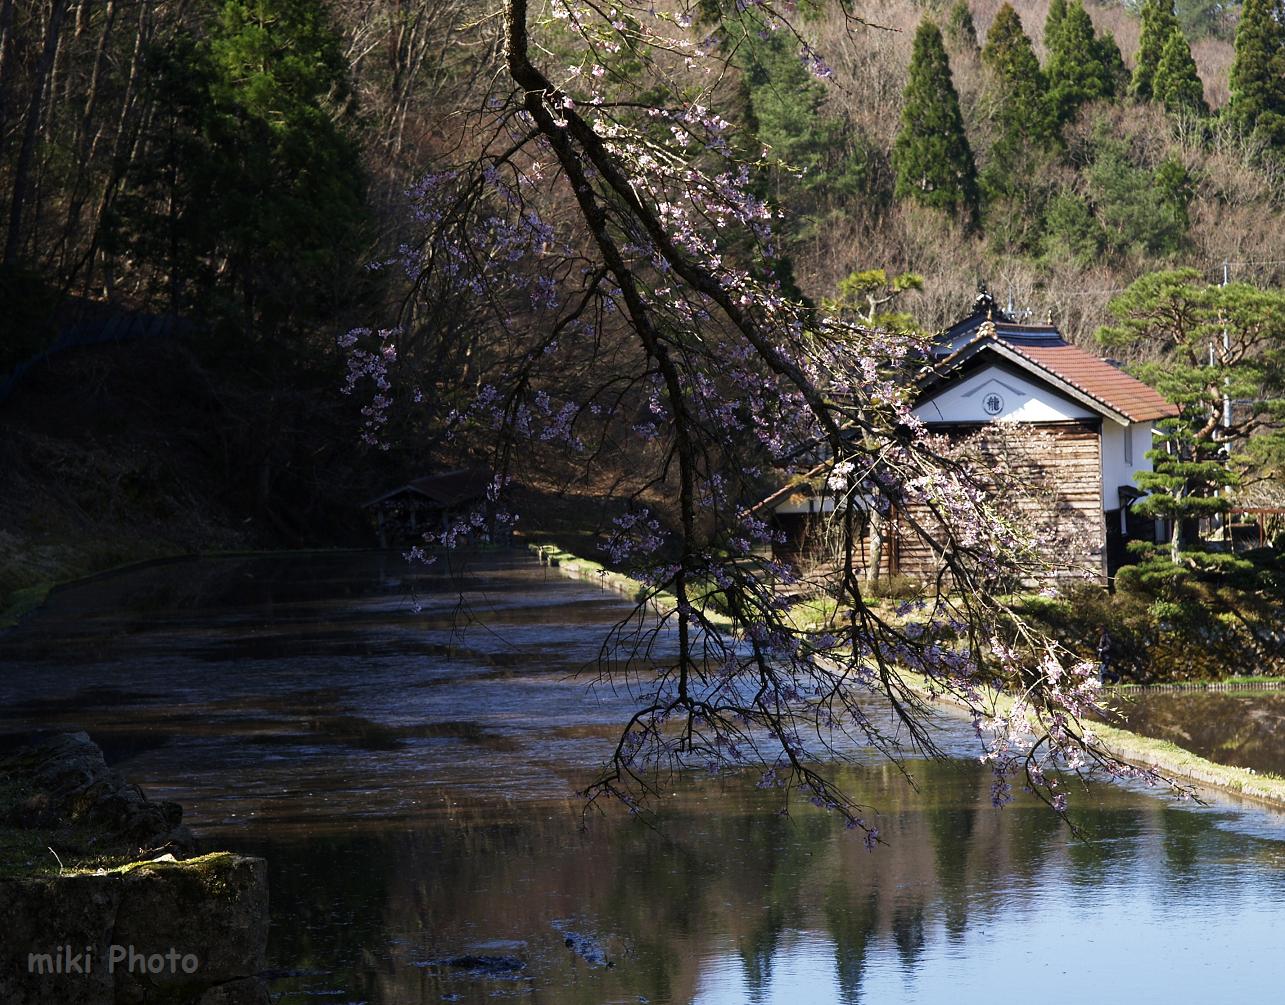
[2,0,1283,350]
[2,0,1283,606]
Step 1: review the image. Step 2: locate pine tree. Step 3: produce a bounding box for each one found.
[893,20,979,220]
[945,1,979,52]
[1228,0,1285,148]
[125,0,366,333]
[1132,0,1181,101]
[982,4,1057,150]
[1046,1,1116,124]
[980,5,1057,252]
[1153,27,1208,113]
[1099,271,1285,563]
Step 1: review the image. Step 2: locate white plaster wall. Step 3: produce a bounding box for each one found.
[914,364,1095,423]
[773,496,836,515]
[1100,420,1156,508]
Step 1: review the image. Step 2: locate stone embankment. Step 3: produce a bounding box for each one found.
[0,733,268,1005]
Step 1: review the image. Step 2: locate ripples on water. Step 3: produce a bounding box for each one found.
[2,551,1284,1003]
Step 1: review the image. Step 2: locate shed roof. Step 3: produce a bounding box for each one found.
[364,466,491,509]
[744,461,828,516]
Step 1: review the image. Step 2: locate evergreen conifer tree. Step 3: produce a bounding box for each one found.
[980,5,1057,252]
[1096,32,1130,95]
[1132,0,1181,101]
[945,1,980,52]
[893,20,979,220]
[1046,1,1116,124]
[1099,271,1285,564]
[127,0,365,333]
[1045,0,1068,48]
[982,5,1057,150]
[1153,27,1208,113]
[1228,0,1285,148]
[737,21,867,255]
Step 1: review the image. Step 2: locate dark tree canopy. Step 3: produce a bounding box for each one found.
[1045,0,1069,48]
[982,4,1058,152]
[1046,1,1119,124]
[945,1,980,52]
[1099,270,1285,561]
[121,0,366,335]
[738,19,868,248]
[893,20,979,220]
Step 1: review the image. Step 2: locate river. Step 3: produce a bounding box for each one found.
[2,551,1283,1003]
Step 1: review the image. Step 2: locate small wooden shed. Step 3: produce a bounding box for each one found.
[364,467,492,548]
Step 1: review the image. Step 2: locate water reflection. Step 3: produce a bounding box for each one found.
[214,762,1285,1005]
[1110,690,1285,776]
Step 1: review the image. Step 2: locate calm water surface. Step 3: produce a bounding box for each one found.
[2,551,1284,1004]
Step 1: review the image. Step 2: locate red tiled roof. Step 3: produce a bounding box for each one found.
[1007,342,1179,423]
[923,320,1180,424]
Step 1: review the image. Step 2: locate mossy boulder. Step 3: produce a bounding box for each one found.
[1,732,193,867]
[0,853,268,1004]
[0,734,268,1003]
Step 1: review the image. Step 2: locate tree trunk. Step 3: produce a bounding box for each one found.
[4,0,71,267]
[78,0,149,295]
[57,0,116,281]
[865,510,885,589]
[0,0,16,143]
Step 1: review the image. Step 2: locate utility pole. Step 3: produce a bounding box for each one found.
[1222,260,1232,430]
[1219,261,1232,547]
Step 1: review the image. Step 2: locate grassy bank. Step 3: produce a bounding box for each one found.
[0,775,132,879]
[525,538,733,628]
[901,673,1285,810]
[531,541,1285,812]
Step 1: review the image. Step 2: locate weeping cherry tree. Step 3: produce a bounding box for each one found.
[341,0,1178,835]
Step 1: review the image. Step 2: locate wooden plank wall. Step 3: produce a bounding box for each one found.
[891,421,1107,586]
[775,512,894,582]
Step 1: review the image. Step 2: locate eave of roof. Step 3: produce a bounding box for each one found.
[363,466,491,509]
[919,330,1179,424]
[744,460,828,515]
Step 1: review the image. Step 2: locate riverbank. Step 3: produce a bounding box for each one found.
[526,539,734,628]
[0,334,388,631]
[914,676,1285,809]
[530,542,1285,813]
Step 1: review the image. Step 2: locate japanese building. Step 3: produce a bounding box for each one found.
[764,293,1179,584]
